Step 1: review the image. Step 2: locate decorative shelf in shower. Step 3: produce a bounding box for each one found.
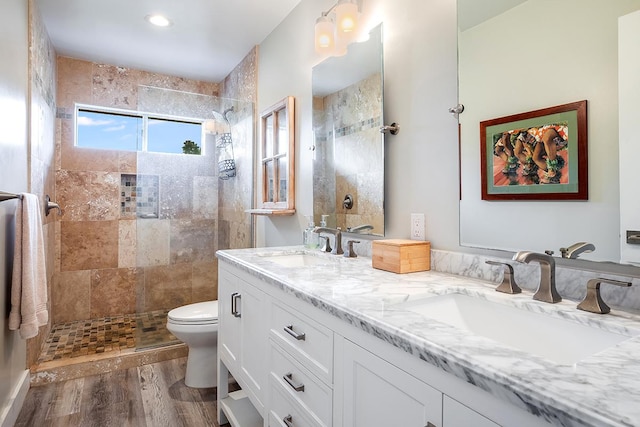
[121,174,159,218]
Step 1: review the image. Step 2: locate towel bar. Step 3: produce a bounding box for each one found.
[0,191,23,202]
[1,192,62,217]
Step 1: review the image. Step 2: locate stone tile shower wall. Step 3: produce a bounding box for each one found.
[134,149,218,312]
[54,56,220,324]
[27,0,57,368]
[314,73,383,232]
[218,46,257,250]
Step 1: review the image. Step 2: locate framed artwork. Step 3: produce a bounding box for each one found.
[480,100,588,200]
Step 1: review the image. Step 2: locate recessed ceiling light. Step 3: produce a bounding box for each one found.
[145,14,172,27]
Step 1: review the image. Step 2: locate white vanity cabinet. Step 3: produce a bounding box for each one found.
[339,338,500,427]
[218,266,241,371]
[218,260,551,427]
[218,264,270,424]
[443,396,500,427]
[266,301,334,427]
[340,339,442,427]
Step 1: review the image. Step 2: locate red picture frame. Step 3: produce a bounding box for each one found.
[480,100,588,200]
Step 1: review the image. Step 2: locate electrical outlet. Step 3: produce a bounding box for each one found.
[410,213,425,241]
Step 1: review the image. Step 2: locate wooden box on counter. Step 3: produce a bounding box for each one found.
[372,239,431,274]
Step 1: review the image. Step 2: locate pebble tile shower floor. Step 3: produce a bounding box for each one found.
[37,310,178,364]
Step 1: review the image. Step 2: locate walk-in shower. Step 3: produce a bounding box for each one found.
[134,86,252,351]
[37,85,254,369]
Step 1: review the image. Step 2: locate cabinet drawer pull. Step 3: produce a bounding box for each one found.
[284,324,305,341]
[231,293,241,318]
[283,415,294,427]
[230,292,237,316]
[283,372,305,392]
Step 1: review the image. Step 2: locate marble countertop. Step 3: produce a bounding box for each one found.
[216,246,640,427]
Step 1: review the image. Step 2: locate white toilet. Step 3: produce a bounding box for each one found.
[166,300,219,388]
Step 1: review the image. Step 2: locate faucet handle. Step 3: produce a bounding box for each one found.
[344,240,360,258]
[577,278,632,314]
[485,261,522,294]
[319,236,332,253]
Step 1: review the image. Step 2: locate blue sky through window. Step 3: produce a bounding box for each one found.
[77,109,203,154]
[147,118,202,154]
[77,110,141,151]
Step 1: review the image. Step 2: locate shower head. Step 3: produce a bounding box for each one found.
[222,106,234,123]
[212,105,234,125]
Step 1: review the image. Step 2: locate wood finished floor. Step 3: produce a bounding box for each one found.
[16,357,231,427]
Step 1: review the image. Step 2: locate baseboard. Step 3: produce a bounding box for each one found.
[0,369,30,427]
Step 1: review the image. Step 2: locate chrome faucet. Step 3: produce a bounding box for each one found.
[559,242,595,259]
[512,251,562,303]
[313,227,343,255]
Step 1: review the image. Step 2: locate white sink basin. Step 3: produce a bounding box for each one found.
[261,253,331,268]
[397,293,637,365]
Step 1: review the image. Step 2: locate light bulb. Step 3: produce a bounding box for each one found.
[145,14,172,27]
[315,15,335,53]
[335,0,358,43]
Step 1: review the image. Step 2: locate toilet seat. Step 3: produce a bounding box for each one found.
[168,301,219,325]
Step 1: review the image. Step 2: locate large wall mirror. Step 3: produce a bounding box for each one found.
[458,0,640,263]
[312,24,384,236]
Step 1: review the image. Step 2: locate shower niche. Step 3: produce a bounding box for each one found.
[120,174,159,219]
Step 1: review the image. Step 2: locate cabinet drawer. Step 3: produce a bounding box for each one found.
[443,396,499,427]
[268,378,322,427]
[270,301,333,383]
[269,342,332,427]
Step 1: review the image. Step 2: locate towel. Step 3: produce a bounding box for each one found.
[9,193,49,339]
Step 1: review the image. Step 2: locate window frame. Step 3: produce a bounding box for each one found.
[255,96,295,214]
[74,103,206,155]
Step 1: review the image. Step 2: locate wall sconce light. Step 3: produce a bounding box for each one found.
[315,0,362,56]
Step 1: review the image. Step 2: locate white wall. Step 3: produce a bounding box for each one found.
[257,0,459,249]
[459,0,640,262]
[0,0,29,424]
[619,9,640,265]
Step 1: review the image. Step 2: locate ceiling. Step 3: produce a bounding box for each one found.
[36,0,301,83]
[457,0,527,31]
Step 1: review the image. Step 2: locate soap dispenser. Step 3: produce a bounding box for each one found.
[320,215,329,228]
[303,215,319,249]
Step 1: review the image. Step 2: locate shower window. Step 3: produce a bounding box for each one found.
[147,117,202,154]
[76,109,142,151]
[76,105,204,155]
